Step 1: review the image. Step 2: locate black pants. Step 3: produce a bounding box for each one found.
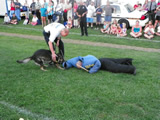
[36,9,41,20]
[148,11,156,24]
[63,12,67,22]
[43,30,64,56]
[99,58,136,74]
[80,18,88,36]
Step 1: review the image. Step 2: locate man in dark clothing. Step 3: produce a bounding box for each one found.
[77,1,88,36]
[99,58,136,75]
[147,0,157,24]
[30,0,36,15]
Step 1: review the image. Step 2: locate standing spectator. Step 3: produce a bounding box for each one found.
[31,14,38,26]
[86,0,91,7]
[4,13,10,24]
[130,20,142,38]
[55,0,63,23]
[147,0,157,24]
[23,0,30,19]
[30,0,36,15]
[66,1,72,20]
[94,0,101,8]
[144,21,155,39]
[10,0,15,18]
[95,5,102,30]
[35,0,41,20]
[44,0,48,9]
[77,0,88,36]
[155,24,160,36]
[14,0,21,21]
[10,13,18,24]
[47,1,54,24]
[87,2,96,29]
[154,5,160,29]
[40,4,47,27]
[120,23,127,37]
[140,0,148,11]
[104,0,114,24]
[73,1,79,28]
[62,0,68,24]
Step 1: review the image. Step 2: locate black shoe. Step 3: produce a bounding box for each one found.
[85,34,88,36]
[81,34,84,36]
[133,69,136,75]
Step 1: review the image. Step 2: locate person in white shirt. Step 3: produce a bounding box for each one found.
[4,13,10,24]
[43,23,69,62]
[87,2,96,28]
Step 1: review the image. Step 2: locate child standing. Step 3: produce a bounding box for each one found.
[4,13,10,24]
[40,4,47,27]
[95,5,102,30]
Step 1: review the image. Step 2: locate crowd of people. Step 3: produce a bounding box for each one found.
[3,0,160,39]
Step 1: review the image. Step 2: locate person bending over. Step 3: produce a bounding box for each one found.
[43,23,69,62]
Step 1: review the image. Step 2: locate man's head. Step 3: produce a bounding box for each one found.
[79,0,84,5]
[61,28,69,37]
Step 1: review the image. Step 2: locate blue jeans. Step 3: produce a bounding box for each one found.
[105,16,111,22]
[10,10,15,18]
[15,9,21,20]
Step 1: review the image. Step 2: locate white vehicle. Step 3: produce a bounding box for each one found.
[0,0,9,16]
[93,3,149,28]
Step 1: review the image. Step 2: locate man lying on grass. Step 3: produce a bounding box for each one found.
[63,55,136,75]
[63,55,101,74]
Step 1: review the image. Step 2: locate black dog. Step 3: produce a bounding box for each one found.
[17,49,64,71]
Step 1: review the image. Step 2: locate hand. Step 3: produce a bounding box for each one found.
[76,61,82,69]
[52,53,57,62]
[82,13,85,17]
[78,15,81,18]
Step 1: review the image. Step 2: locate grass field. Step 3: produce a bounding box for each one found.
[0,18,160,120]
[0,34,160,120]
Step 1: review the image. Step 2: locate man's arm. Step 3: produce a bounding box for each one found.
[48,41,56,62]
[89,60,101,74]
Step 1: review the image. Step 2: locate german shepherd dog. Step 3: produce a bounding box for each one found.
[17,49,64,71]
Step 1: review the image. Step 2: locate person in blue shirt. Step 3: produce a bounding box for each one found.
[63,55,101,74]
[40,4,47,27]
[14,0,21,21]
[95,5,103,30]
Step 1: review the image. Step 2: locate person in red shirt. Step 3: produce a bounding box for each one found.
[10,0,15,18]
[134,1,139,9]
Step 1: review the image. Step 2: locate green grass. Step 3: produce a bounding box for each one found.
[0,35,160,120]
[0,18,160,49]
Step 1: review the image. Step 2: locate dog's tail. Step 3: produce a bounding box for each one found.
[17,57,32,64]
